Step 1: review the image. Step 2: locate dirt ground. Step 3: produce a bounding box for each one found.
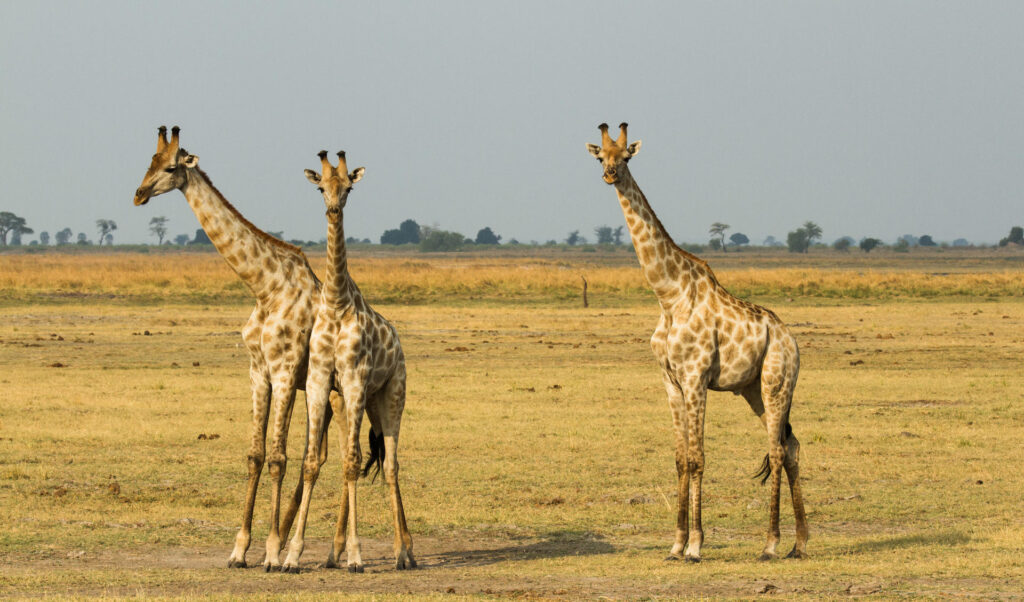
[4,533,1018,600]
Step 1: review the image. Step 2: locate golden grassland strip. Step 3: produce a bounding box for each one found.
[1,300,1023,597]
[1,251,1022,305]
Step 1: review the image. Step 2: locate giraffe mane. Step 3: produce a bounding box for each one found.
[194,167,307,257]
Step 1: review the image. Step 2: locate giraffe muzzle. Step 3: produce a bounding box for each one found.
[134,188,151,206]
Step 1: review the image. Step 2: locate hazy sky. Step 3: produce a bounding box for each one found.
[2,2,1022,246]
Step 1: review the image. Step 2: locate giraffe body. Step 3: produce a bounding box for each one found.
[281,151,414,573]
[587,123,808,561]
[134,127,333,571]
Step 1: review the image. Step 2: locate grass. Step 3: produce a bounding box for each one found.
[1,250,1023,598]
[1,246,1023,306]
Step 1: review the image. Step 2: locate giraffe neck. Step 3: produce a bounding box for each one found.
[180,168,302,302]
[324,209,358,309]
[613,167,704,309]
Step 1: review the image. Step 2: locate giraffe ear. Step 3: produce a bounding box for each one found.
[627,140,642,157]
[586,143,601,158]
[183,154,199,168]
[304,169,321,185]
[349,167,365,183]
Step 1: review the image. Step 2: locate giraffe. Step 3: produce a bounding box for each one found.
[586,123,808,562]
[281,150,414,573]
[133,126,334,570]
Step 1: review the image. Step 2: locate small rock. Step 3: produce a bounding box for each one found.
[755,582,778,594]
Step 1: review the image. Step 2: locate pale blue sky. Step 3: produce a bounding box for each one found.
[2,1,1022,245]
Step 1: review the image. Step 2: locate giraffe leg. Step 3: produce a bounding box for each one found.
[262,373,298,572]
[376,368,415,570]
[759,419,786,561]
[661,372,690,561]
[326,390,350,569]
[681,376,708,563]
[784,430,809,559]
[280,401,332,547]
[340,379,367,573]
[757,356,794,562]
[281,366,334,573]
[227,369,270,569]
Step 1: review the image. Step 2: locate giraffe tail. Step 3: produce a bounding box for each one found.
[361,428,384,484]
[754,422,793,485]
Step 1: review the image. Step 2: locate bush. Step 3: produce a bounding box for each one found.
[420,230,465,252]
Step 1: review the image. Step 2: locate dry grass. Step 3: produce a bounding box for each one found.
[1,248,1023,598]
[1,247,1023,306]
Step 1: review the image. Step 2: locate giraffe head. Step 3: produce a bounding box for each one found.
[133,126,200,206]
[304,150,365,215]
[586,122,642,185]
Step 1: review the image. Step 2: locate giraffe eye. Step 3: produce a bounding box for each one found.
[164,167,176,173]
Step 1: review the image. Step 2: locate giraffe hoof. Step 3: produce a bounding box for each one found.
[283,565,300,574]
[325,558,341,569]
[684,555,701,564]
[263,563,281,573]
[786,548,807,559]
[758,552,778,562]
[348,563,364,573]
[664,553,684,562]
[227,559,247,569]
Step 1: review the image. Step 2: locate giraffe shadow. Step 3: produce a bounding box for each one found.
[840,530,969,555]
[422,530,616,569]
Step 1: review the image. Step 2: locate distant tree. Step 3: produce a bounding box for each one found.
[508,238,521,245]
[39,231,50,246]
[729,232,750,248]
[763,235,781,247]
[918,234,937,247]
[566,230,584,246]
[787,229,810,253]
[803,221,822,247]
[708,238,722,251]
[56,227,73,245]
[594,226,614,245]
[96,219,117,246]
[952,238,969,247]
[149,216,169,245]
[0,212,33,246]
[859,237,881,253]
[998,225,1023,247]
[77,232,90,245]
[174,234,190,245]
[894,238,910,252]
[420,229,465,252]
[267,230,284,240]
[380,229,404,245]
[399,219,421,244]
[833,237,853,252]
[613,226,625,245]
[10,229,27,245]
[709,222,730,252]
[381,218,421,245]
[191,229,211,245]
[475,227,501,245]
[898,234,918,247]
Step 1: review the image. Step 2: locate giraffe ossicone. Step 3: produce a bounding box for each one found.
[587,122,809,562]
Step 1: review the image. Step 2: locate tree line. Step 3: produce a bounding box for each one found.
[2,210,1020,253]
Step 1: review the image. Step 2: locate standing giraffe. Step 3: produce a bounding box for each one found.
[133,126,333,570]
[281,151,414,573]
[586,123,808,562]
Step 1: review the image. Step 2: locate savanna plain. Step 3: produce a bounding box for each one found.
[1,247,1023,599]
